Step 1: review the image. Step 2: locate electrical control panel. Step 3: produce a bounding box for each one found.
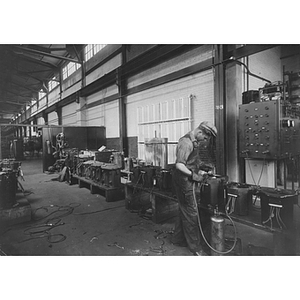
[239,100,300,159]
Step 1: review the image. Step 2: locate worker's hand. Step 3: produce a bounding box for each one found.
[191,170,208,182]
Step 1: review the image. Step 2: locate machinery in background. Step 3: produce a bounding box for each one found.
[238,78,300,254]
[0,159,22,210]
[130,162,175,194]
[55,148,125,190]
[239,97,300,160]
[239,72,300,190]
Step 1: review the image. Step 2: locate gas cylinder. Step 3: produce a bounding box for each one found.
[210,212,225,256]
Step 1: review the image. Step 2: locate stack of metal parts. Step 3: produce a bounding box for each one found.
[131,164,174,193]
[75,160,122,188]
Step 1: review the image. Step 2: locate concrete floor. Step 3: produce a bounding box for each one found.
[0,159,193,256]
[1,158,298,256]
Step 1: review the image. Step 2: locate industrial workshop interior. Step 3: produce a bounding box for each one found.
[2,43,300,258]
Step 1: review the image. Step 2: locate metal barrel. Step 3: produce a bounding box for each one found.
[0,171,17,209]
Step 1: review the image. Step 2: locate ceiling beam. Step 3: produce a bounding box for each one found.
[4,89,32,99]
[14,45,82,64]
[25,45,68,52]
[0,109,19,114]
[11,69,46,84]
[224,44,278,60]
[9,81,38,93]
[21,69,53,74]
[2,100,26,106]
[14,53,58,69]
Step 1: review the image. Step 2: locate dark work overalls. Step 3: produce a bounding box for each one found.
[172,131,204,253]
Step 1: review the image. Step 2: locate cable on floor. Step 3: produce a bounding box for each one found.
[32,203,81,222]
[74,204,124,215]
[18,203,82,244]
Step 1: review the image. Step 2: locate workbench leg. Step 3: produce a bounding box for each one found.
[150,193,157,223]
[90,184,97,194]
[79,179,84,188]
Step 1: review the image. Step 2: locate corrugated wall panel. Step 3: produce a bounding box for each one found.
[62,102,77,125]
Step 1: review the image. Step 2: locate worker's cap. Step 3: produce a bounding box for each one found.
[199,121,217,137]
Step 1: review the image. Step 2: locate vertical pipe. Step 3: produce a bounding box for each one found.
[292,158,295,191]
[298,156,300,188]
[284,159,287,189]
[0,126,2,160]
[246,56,249,91]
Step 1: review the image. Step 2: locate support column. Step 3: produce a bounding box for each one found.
[0,126,2,160]
[226,61,243,182]
[29,122,32,139]
[117,45,128,156]
[56,105,62,126]
[214,45,226,175]
[42,111,48,125]
[76,95,87,126]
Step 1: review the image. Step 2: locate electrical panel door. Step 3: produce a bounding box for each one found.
[239,100,300,159]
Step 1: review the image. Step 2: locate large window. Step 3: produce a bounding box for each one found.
[84,44,107,61]
[39,89,46,100]
[48,76,59,91]
[62,62,81,80]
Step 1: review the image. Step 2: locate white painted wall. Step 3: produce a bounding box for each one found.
[128,45,213,89]
[62,102,77,125]
[84,85,119,130]
[85,54,122,86]
[104,100,119,138]
[126,70,214,162]
[248,47,282,90]
[48,87,60,106]
[48,111,59,125]
[37,117,45,125]
[86,85,117,106]
[62,82,81,99]
[127,71,214,138]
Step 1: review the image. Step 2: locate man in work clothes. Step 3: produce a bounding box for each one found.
[171,121,217,256]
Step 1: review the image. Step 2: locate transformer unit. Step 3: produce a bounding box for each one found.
[238,100,300,159]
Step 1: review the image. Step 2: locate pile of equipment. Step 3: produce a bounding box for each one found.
[0,159,22,210]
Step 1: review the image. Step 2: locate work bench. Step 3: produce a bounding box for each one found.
[72,174,124,202]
